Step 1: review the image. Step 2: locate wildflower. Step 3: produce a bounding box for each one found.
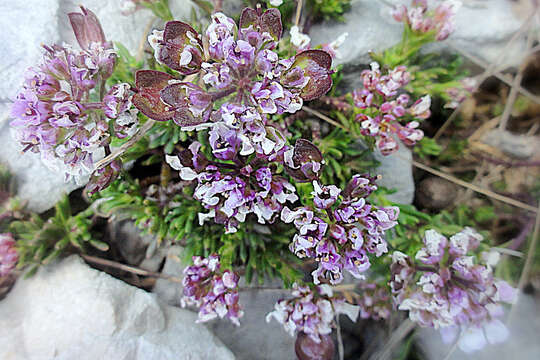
[391,228,517,352]
[0,233,18,277]
[266,283,359,343]
[321,32,349,60]
[283,175,398,285]
[290,26,311,49]
[181,254,244,325]
[392,0,462,41]
[9,8,130,184]
[133,8,333,125]
[356,282,392,321]
[352,62,427,155]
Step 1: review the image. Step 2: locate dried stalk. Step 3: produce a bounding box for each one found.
[93,119,156,171]
[302,106,538,213]
[81,254,183,283]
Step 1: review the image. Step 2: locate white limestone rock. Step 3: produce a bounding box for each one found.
[0,255,235,360]
[309,0,529,69]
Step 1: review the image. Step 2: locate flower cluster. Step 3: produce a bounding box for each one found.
[390,228,517,352]
[0,233,18,277]
[356,282,392,321]
[149,8,332,233]
[181,254,244,325]
[353,62,428,155]
[444,76,477,109]
[134,9,332,127]
[266,283,359,343]
[391,0,462,41]
[10,7,136,183]
[282,174,399,285]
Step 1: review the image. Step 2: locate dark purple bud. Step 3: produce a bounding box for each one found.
[159,21,204,75]
[239,7,282,41]
[132,70,175,121]
[285,139,323,182]
[343,174,378,200]
[283,50,333,101]
[295,332,335,360]
[160,83,211,128]
[85,159,122,195]
[68,6,107,50]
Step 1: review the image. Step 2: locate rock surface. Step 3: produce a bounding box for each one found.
[209,280,296,360]
[152,249,297,360]
[0,255,235,360]
[374,143,415,204]
[310,0,529,70]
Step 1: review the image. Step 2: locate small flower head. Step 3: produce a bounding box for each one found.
[182,254,244,326]
[0,233,18,277]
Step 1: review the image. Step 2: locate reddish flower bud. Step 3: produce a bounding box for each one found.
[295,332,335,360]
[68,6,107,50]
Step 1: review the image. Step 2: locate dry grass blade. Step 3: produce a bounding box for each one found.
[450,44,540,106]
[303,106,538,213]
[94,119,156,171]
[81,254,183,283]
[498,26,536,130]
[409,159,537,213]
[295,0,303,27]
[303,106,346,129]
[434,11,537,140]
[368,319,415,360]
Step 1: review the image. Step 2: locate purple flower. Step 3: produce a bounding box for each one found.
[284,139,324,182]
[181,254,244,326]
[266,283,359,343]
[352,62,427,155]
[283,175,398,285]
[10,13,117,183]
[312,181,340,209]
[392,227,517,352]
[0,233,18,277]
[391,0,461,41]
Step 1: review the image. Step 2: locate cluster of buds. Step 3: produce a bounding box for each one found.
[266,283,359,343]
[181,254,244,325]
[353,62,428,155]
[144,8,333,233]
[0,233,18,277]
[355,282,392,321]
[390,228,517,352]
[444,76,477,109]
[391,0,462,41]
[282,174,399,285]
[10,7,136,185]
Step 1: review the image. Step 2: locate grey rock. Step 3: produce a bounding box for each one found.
[374,143,415,204]
[0,114,82,213]
[481,129,540,160]
[416,292,540,360]
[109,220,158,266]
[209,280,296,360]
[310,0,529,70]
[0,0,78,213]
[0,255,235,360]
[152,251,297,360]
[152,245,186,306]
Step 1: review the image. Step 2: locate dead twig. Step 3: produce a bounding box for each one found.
[94,119,156,171]
[81,254,183,283]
